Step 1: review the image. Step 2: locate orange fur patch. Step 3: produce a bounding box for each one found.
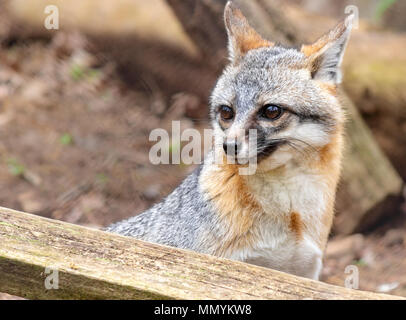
[226,4,274,56]
[301,20,346,57]
[301,37,332,57]
[318,82,338,96]
[238,33,273,55]
[289,212,303,240]
[301,42,327,57]
[313,129,344,249]
[200,161,263,257]
[318,128,343,173]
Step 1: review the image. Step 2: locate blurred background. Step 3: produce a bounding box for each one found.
[0,0,405,298]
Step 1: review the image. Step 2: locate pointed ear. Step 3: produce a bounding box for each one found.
[224,1,273,64]
[301,14,354,84]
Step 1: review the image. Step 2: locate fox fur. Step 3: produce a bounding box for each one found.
[107,1,354,280]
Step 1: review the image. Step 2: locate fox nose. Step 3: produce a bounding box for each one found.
[223,140,241,156]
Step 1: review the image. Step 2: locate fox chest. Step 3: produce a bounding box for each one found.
[200,163,328,279]
[226,217,323,280]
[218,174,326,279]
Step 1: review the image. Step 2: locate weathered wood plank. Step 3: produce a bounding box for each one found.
[0,207,402,300]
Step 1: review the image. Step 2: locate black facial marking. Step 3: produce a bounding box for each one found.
[257,140,286,161]
[250,125,287,161]
[296,112,333,126]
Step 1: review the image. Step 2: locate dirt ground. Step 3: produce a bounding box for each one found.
[0,29,405,299]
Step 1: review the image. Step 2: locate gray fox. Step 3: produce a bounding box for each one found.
[107,2,354,280]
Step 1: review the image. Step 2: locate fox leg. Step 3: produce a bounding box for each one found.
[292,239,323,280]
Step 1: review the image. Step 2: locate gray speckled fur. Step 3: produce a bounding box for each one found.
[106,165,218,253]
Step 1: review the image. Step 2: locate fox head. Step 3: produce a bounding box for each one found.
[210,2,353,171]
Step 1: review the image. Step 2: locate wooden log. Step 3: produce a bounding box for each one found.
[165,0,300,72]
[342,33,406,182]
[165,0,403,234]
[334,91,403,234]
[164,0,228,73]
[0,206,403,300]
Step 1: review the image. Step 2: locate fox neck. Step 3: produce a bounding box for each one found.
[200,127,343,256]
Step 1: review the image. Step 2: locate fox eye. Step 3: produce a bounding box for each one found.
[261,104,283,120]
[219,105,234,121]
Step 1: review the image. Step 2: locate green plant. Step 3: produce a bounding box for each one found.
[7,158,25,176]
[376,0,398,20]
[70,63,101,82]
[60,133,73,146]
[70,64,85,81]
[353,259,367,267]
[95,173,109,184]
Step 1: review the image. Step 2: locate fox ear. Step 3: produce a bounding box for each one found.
[224,1,273,64]
[301,14,354,84]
